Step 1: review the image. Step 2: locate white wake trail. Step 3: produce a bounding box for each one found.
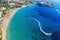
[31,18,52,36]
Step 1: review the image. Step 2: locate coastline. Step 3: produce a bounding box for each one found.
[2,5,26,40]
[2,8,20,40]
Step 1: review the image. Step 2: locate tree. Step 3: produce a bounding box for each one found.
[0,25,2,40]
[5,1,9,10]
[2,10,7,17]
[0,0,2,8]
[0,0,1,3]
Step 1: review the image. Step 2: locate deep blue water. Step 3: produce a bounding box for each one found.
[7,4,60,40]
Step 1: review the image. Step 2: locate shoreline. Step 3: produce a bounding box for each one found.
[2,5,26,40]
[2,8,20,40]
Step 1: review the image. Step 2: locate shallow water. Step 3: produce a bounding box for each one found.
[7,4,60,40]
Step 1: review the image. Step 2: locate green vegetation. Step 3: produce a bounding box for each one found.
[2,10,7,17]
[0,1,32,40]
[0,29,2,40]
[5,1,9,10]
[0,0,1,3]
[0,0,2,8]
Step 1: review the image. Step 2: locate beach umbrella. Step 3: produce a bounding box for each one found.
[7,1,60,40]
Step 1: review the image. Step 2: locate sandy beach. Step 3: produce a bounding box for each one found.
[2,8,20,40]
[1,5,26,40]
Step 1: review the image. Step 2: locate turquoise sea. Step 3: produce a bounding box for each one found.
[7,3,60,40]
